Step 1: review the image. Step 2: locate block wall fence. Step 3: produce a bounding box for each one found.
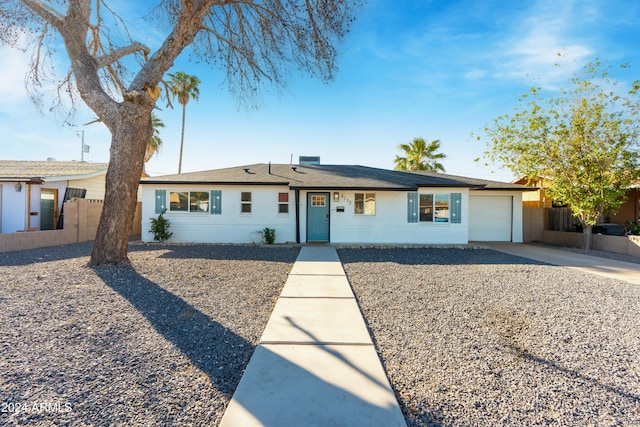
[0,199,142,253]
[524,207,640,258]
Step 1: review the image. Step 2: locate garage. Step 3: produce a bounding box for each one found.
[469,196,513,241]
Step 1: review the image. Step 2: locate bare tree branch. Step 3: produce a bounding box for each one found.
[21,0,64,28]
[96,42,151,68]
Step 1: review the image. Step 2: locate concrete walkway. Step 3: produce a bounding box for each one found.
[486,243,640,285]
[219,246,407,427]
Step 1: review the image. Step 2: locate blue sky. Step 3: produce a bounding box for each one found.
[1,0,640,181]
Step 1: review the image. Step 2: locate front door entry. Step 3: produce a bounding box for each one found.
[307,192,330,242]
[40,189,58,230]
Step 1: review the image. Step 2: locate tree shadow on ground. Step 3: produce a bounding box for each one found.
[506,343,640,404]
[93,264,252,396]
[93,264,409,426]
[227,345,409,427]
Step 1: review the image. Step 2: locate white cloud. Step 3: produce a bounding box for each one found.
[0,45,33,107]
[0,29,75,116]
[495,0,595,88]
[463,68,488,80]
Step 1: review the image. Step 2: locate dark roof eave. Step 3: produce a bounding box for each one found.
[289,185,419,191]
[140,180,290,186]
[0,177,45,184]
[418,183,482,189]
[140,180,534,192]
[474,187,539,191]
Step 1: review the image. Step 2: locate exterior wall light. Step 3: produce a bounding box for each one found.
[333,192,339,202]
[15,182,22,192]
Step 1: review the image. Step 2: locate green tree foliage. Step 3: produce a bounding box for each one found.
[480,60,640,249]
[167,72,201,174]
[394,137,447,172]
[144,113,165,164]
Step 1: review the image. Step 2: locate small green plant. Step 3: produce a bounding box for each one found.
[262,227,276,244]
[625,221,640,236]
[149,210,173,243]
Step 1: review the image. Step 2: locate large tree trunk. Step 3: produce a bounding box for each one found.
[90,100,152,265]
[582,224,593,251]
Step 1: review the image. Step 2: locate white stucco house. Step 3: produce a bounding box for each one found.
[140,161,534,245]
[0,160,109,233]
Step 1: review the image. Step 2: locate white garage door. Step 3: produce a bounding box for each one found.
[469,196,513,241]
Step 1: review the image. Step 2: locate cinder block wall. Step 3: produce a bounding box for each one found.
[0,199,142,253]
[523,208,545,243]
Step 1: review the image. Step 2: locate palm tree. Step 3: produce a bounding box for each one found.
[167,72,201,174]
[394,137,447,172]
[144,112,165,164]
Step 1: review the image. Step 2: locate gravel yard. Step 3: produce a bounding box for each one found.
[0,243,298,426]
[2,243,639,426]
[339,247,640,427]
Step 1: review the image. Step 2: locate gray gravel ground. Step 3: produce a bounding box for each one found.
[3,243,639,426]
[0,242,298,426]
[338,247,640,427]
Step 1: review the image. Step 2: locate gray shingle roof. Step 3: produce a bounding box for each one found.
[410,171,536,190]
[141,164,532,191]
[0,160,109,180]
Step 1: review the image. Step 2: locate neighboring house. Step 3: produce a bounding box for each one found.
[0,160,108,234]
[513,176,640,225]
[512,176,553,208]
[140,161,534,245]
[609,183,640,225]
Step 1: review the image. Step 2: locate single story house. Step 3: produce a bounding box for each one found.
[140,161,534,245]
[0,160,109,233]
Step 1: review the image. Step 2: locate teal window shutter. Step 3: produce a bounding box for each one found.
[450,192,462,224]
[407,192,418,223]
[155,189,166,214]
[210,190,222,214]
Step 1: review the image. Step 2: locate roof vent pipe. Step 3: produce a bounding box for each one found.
[268,161,271,174]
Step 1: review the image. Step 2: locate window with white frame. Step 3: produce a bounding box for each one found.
[419,193,449,222]
[169,191,209,213]
[434,194,450,222]
[354,192,376,215]
[278,192,289,213]
[311,195,326,206]
[241,192,252,213]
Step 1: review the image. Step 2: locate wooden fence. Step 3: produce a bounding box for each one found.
[547,207,580,232]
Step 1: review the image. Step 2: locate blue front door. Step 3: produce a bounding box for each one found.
[307,193,330,242]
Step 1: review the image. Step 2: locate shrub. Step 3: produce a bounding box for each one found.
[149,210,173,243]
[262,227,276,244]
[625,221,640,236]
